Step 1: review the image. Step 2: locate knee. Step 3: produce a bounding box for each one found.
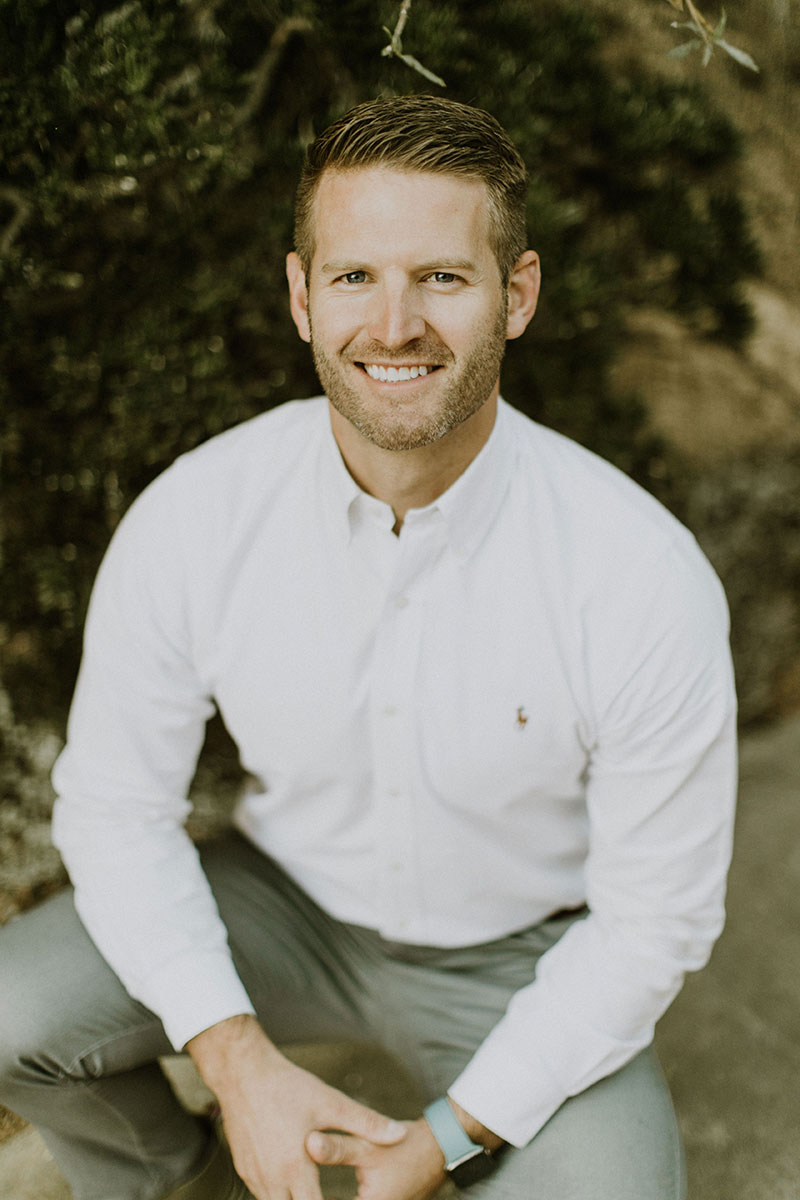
[0,1008,51,1093]
[0,892,170,1097]
[0,894,90,1087]
[0,991,54,1100]
[0,951,59,1088]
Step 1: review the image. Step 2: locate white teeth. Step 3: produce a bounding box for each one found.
[363,364,432,381]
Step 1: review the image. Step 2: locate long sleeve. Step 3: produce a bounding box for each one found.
[51,473,256,1050]
[448,543,737,1146]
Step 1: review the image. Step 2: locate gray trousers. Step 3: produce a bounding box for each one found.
[0,833,687,1200]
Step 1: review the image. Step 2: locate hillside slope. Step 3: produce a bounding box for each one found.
[588,0,800,721]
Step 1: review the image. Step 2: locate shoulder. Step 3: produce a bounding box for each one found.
[129,397,327,518]
[170,395,327,485]
[505,402,706,568]
[502,403,727,632]
[501,409,733,724]
[104,397,329,569]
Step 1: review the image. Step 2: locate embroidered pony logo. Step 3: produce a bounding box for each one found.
[516,706,528,730]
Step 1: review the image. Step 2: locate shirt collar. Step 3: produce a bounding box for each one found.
[317,397,515,560]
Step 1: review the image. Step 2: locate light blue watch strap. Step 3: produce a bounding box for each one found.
[424,1097,482,1166]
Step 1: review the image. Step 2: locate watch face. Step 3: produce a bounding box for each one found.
[449,1147,495,1188]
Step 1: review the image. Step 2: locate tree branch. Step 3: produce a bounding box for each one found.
[233,16,315,127]
[0,187,33,258]
[381,0,446,87]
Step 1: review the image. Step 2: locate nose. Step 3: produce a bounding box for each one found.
[366,279,427,349]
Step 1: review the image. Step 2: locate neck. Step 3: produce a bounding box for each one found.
[329,392,498,532]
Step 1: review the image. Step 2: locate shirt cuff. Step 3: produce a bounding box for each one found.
[447,1018,565,1149]
[137,950,257,1051]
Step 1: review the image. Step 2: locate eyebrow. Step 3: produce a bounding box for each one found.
[319,264,360,275]
[418,260,479,274]
[319,259,479,275]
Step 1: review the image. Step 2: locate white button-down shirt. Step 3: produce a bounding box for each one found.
[52,397,737,1147]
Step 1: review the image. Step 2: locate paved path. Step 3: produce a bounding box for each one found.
[2,715,799,1199]
[657,712,800,1199]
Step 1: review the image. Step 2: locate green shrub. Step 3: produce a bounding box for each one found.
[0,0,759,720]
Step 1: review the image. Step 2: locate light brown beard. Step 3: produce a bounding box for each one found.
[309,299,509,452]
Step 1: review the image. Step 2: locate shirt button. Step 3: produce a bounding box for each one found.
[383,704,398,716]
[395,595,410,609]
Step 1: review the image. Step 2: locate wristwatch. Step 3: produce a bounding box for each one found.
[423,1097,496,1187]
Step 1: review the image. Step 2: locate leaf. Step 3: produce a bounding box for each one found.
[398,52,446,87]
[668,39,700,58]
[717,39,760,71]
[702,41,713,65]
[714,8,728,37]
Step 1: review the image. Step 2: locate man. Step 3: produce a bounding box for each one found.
[0,96,736,1200]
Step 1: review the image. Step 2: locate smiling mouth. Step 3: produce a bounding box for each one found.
[356,363,443,383]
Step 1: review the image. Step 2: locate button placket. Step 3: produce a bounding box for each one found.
[367,525,437,936]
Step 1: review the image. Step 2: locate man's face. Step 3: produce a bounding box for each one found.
[287,167,513,452]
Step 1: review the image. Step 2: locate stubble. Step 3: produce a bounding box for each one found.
[309,299,509,452]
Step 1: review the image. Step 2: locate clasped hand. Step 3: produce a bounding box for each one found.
[188,1015,446,1200]
[305,1120,447,1200]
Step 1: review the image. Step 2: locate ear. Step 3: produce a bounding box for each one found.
[505,250,541,341]
[286,252,311,344]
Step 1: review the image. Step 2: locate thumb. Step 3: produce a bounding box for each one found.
[331,1096,407,1146]
[306,1130,367,1166]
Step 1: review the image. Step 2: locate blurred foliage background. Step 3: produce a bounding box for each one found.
[5,9,800,1183]
[0,0,763,729]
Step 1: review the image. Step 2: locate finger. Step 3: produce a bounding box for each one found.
[288,1163,328,1200]
[305,1130,370,1166]
[239,1151,324,1200]
[333,1097,407,1146]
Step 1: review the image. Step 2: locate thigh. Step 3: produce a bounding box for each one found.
[465,1047,686,1200]
[197,833,375,1044]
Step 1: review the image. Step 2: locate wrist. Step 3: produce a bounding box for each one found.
[187,1014,281,1092]
[423,1097,502,1189]
[446,1097,505,1154]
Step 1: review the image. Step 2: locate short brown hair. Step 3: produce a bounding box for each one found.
[294,95,528,284]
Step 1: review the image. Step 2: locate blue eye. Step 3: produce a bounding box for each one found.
[431,272,458,284]
[342,271,367,284]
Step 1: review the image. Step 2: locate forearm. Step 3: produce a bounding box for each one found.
[187,1013,280,1095]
